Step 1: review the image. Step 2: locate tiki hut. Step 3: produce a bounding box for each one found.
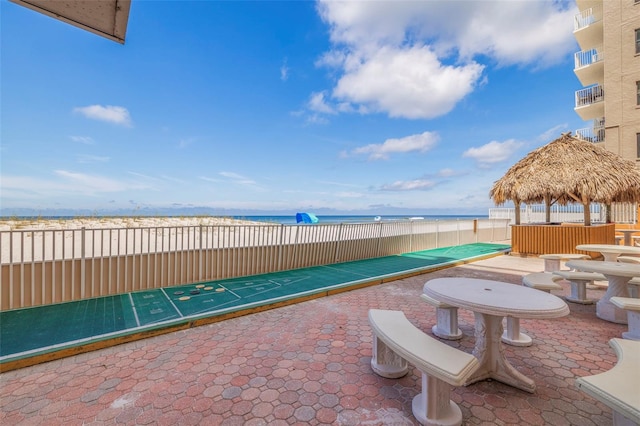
[490,132,640,226]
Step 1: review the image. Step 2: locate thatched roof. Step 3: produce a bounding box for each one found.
[490,133,640,206]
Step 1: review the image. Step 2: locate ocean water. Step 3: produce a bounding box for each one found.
[235,215,488,225]
[5,214,488,226]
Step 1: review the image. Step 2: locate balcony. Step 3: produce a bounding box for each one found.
[574,46,604,86]
[575,85,604,120]
[575,117,605,143]
[573,5,603,49]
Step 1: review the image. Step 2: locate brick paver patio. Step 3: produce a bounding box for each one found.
[0,254,628,425]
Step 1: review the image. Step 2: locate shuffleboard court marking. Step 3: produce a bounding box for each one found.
[178,276,306,316]
[128,293,141,327]
[130,290,183,326]
[226,276,313,298]
[177,284,241,316]
[160,288,185,318]
[182,275,318,316]
[319,264,377,278]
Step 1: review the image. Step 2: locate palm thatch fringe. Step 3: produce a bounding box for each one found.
[490,132,640,225]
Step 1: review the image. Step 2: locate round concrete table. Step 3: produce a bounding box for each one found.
[423,278,569,393]
[566,259,640,324]
[616,229,640,246]
[539,253,590,272]
[576,244,640,262]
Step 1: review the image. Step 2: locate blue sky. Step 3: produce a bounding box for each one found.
[1,0,587,216]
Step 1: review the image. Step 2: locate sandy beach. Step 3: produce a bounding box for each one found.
[0,216,262,232]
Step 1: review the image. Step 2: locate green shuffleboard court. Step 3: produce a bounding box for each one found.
[0,243,510,370]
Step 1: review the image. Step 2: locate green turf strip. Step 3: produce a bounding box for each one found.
[0,295,133,356]
[0,243,509,361]
[131,290,182,326]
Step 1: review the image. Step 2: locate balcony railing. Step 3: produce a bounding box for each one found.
[575,85,604,108]
[574,5,603,32]
[575,117,605,143]
[574,45,603,69]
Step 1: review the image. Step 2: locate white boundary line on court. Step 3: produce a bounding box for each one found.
[128,293,141,327]
[160,288,185,319]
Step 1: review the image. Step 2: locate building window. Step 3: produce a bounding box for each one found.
[637,134,640,158]
[637,29,640,54]
[637,81,640,105]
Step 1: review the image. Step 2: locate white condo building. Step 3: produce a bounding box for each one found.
[573,0,640,162]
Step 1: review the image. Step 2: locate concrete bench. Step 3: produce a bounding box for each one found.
[617,256,640,264]
[539,253,591,272]
[629,277,640,298]
[575,338,640,426]
[610,297,640,341]
[369,309,479,426]
[420,294,462,340]
[522,272,564,293]
[552,271,606,304]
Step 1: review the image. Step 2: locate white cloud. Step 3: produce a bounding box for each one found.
[280,58,290,81]
[438,168,457,177]
[77,154,110,164]
[313,0,576,120]
[348,131,439,160]
[306,113,330,125]
[219,171,257,185]
[380,179,436,191]
[0,171,151,199]
[333,46,483,119]
[463,139,523,167]
[200,176,220,183]
[538,124,570,143]
[335,191,364,198]
[73,105,133,127]
[450,2,577,67]
[308,91,336,114]
[54,170,145,192]
[70,135,94,144]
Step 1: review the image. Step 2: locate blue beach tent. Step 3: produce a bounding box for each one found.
[295,212,319,224]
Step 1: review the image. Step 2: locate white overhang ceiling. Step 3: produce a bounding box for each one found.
[9,0,131,44]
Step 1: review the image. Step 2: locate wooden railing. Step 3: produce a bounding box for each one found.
[0,219,511,311]
[511,223,615,257]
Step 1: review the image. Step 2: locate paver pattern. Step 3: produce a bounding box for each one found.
[0,255,627,425]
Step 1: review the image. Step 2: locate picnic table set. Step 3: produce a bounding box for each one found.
[368,244,640,426]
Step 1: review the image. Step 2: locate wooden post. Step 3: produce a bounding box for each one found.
[583,202,591,226]
[545,196,551,223]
